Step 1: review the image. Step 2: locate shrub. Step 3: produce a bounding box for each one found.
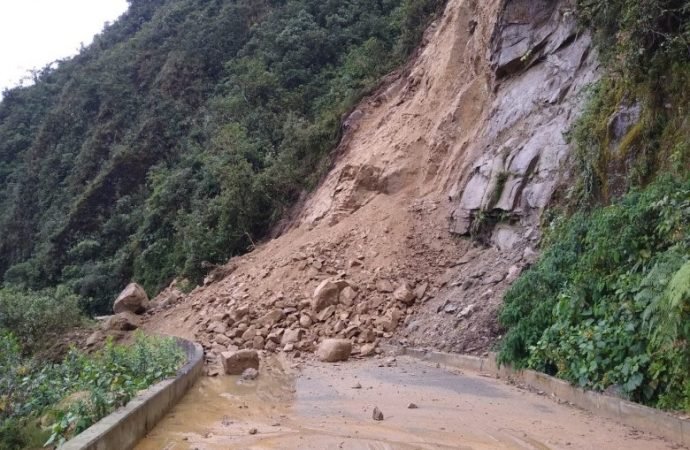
[499,177,690,410]
[0,332,185,449]
[0,286,84,353]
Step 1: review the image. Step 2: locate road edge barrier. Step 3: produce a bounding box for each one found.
[61,337,204,450]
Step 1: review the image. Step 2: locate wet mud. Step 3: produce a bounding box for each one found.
[136,357,679,449]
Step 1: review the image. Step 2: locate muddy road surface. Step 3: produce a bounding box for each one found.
[136,357,679,449]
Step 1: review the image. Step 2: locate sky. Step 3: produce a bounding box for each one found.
[0,0,129,92]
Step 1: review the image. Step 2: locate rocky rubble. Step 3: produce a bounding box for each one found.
[143,220,479,366]
[193,269,429,365]
[143,0,598,362]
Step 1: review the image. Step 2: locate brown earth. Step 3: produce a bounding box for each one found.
[143,0,597,363]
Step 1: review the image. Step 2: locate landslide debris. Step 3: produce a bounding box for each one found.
[144,0,597,361]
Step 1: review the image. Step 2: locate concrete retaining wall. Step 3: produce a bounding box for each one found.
[394,347,690,447]
[62,338,204,450]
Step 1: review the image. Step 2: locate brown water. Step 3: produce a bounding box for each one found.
[136,357,678,450]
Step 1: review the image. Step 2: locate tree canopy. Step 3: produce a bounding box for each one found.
[0,0,442,313]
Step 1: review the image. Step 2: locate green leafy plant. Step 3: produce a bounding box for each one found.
[499,177,690,410]
[0,286,84,354]
[0,332,185,449]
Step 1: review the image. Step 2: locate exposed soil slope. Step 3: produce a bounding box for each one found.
[144,0,597,361]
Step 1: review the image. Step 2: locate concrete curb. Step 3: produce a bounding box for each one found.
[392,347,689,447]
[61,338,204,450]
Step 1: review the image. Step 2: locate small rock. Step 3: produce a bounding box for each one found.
[281,328,304,345]
[299,314,313,328]
[393,283,415,305]
[444,303,458,314]
[252,335,265,350]
[215,334,230,346]
[317,305,336,322]
[103,312,141,331]
[258,309,285,327]
[221,349,260,375]
[248,428,258,435]
[316,339,352,362]
[507,265,522,282]
[339,286,358,306]
[375,279,394,293]
[407,403,418,409]
[413,282,429,300]
[352,382,362,389]
[372,407,384,421]
[333,320,346,333]
[86,331,104,347]
[458,304,475,318]
[359,343,377,357]
[241,326,258,341]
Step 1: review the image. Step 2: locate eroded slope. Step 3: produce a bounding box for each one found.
[144,0,597,360]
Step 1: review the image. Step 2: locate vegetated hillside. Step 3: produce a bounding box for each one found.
[499,0,690,411]
[0,0,442,313]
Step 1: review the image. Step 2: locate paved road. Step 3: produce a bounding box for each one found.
[136,356,681,449]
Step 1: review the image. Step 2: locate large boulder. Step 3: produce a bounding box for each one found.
[316,339,352,362]
[113,283,149,314]
[221,349,260,375]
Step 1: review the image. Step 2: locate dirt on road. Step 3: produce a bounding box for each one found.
[136,356,680,450]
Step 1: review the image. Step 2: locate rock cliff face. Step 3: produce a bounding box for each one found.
[145,0,600,357]
[450,0,597,248]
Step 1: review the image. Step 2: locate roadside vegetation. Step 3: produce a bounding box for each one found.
[499,0,690,411]
[0,286,85,355]
[0,333,185,449]
[0,0,443,315]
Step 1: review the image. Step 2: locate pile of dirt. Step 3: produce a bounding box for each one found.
[144,0,597,359]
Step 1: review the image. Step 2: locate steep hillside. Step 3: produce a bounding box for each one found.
[0,0,441,313]
[144,0,599,362]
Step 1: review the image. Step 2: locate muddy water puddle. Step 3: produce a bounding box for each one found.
[136,357,678,450]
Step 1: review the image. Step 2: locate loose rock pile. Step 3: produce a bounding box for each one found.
[190,264,435,366]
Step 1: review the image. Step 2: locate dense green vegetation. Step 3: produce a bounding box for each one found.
[0,286,84,355]
[499,0,690,411]
[0,333,185,449]
[500,178,690,408]
[0,0,442,314]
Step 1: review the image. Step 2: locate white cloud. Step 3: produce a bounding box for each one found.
[0,0,129,91]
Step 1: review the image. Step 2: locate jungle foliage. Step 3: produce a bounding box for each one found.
[0,333,185,449]
[499,0,690,411]
[0,0,443,314]
[0,286,85,355]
